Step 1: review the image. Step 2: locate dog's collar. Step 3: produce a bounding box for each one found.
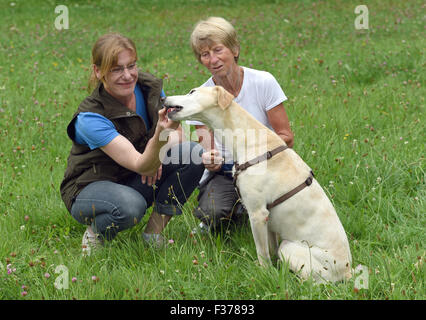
[233,145,288,195]
[266,171,315,210]
[234,145,288,173]
[232,145,315,211]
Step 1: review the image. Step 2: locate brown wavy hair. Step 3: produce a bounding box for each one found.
[88,33,137,90]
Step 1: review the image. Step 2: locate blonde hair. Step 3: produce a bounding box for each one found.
[89,33,137,90]
[190,17,240,63]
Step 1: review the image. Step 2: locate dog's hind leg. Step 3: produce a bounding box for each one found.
[248,208,272,267]
[278,240,333,283]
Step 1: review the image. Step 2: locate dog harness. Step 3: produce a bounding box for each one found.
[232,145,315,211]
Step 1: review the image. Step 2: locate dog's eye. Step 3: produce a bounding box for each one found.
[188,89,196,95]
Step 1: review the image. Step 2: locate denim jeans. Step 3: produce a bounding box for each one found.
[70,141,204,240]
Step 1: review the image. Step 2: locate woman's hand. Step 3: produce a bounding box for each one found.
[202,149,223,172]
[141,164,162,186]
[157,107,180,132]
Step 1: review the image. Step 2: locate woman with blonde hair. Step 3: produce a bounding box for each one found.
[60,33,204,254]
[188,17,294,233]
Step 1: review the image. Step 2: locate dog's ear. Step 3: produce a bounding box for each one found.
[215,86,234,110]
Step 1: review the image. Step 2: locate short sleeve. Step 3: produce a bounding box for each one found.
[186,120,206,126]
[262,73,287,111]
[74,112,119,150]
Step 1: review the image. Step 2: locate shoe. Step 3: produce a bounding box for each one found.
[82,226,104,256]
[142,232,167,249]
[191,222,211,235]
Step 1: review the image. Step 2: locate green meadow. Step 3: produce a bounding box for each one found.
[0,0,424,300]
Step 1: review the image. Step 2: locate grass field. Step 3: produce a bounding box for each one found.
[0,0,424,300]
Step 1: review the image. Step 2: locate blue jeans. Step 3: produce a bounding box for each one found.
[70,142,204,240]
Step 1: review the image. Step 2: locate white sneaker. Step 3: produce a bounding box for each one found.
[142,232,166,249]
[191,222,210,235]
[82,226,103,256]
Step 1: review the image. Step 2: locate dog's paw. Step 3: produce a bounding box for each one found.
[258,258,273,268]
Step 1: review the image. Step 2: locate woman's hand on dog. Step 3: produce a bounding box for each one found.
[157,107,180,132]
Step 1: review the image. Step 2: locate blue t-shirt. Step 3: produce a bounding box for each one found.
[74,84,164,150]
[134,83,151,131]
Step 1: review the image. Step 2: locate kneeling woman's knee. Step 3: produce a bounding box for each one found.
[118,191,147,225]
[195,199,233,227]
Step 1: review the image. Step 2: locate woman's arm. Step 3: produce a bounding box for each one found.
[195,124,223,172]
[101,108,179,176]
[195,125,214,151]
[267,103,294,148]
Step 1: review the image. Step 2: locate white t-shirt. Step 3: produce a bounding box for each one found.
[187,66,287,181]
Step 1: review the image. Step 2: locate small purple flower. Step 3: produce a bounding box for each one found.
[44,272,50,279]
[72,277,77,283]
[6,264,15,274]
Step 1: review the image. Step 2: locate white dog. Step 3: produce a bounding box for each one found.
[165,86,352,283]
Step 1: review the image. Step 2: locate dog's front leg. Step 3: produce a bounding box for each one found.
[268,228,279,260]
[248,209,272,267]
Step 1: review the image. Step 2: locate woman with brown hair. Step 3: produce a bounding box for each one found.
[60,33,204,255]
